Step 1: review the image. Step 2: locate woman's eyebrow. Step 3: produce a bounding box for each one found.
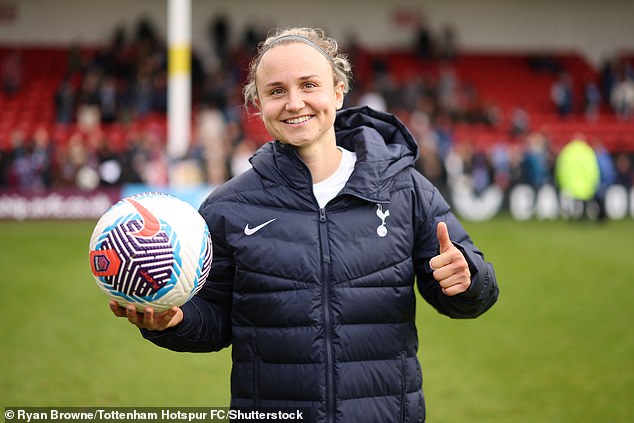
[263,74,321,89]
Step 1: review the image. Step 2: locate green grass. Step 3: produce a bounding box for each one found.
[0,221,231,407]
[420,217,634,422]
[1,218,633,422]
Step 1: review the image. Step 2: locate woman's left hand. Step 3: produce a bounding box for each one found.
[429,222,472,296]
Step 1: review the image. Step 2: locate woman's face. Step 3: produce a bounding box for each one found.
[255,42,345,150]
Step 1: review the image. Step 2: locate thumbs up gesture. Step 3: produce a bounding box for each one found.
[429,222,472,296]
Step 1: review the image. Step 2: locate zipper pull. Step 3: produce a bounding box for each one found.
[319,207,326,222]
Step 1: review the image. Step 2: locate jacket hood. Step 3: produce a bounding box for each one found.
[249,106,419,202]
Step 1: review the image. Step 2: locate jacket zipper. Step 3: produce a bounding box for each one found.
[316,194,387,422]
[318,207,335,423]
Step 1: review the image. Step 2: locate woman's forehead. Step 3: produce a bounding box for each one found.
[256,42,333,79]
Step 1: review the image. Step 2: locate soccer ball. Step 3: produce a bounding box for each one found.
[89,192,212,312]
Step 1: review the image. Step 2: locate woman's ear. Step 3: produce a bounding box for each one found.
[335,81,345,110]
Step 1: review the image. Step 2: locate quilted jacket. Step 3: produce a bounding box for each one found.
[142,106,499,423]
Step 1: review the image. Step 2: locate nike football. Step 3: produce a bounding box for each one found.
[88,192,212,312]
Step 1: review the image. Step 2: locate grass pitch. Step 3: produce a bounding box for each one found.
[1,217,632,422]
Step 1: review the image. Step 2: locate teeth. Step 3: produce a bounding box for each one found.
[285,116,311,124]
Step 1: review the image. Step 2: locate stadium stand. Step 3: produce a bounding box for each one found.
[2,44,632,149]
[1,33,633,191]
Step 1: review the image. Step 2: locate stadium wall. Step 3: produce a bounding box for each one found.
[0,0,633,65]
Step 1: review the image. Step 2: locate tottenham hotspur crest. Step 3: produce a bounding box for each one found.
[375,204,390,237]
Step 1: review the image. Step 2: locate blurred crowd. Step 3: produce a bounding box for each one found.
[1,15,633,195]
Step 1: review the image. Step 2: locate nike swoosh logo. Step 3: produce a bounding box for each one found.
[125,197,161,237]
[244,218,277,236]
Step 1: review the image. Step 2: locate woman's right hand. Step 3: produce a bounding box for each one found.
[109,300,183,331]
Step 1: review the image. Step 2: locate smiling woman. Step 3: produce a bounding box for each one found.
[108,26,499,423]
[243,28,352,183]
[255,42,343,155]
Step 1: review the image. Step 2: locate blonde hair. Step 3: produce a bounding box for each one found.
[243,27,353,108]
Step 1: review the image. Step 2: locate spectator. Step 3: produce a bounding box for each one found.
[151,70,168,114]
[54,76,76,124]
[30,126,55,188]
[584,79,601,121]
[99,75,119,124]
[471,150,492,195]
[550,72,574,117]
[434,111,454,161]
[438,23,458,61]
[128,67,154,118]
[600,56,618,106]
[490,143,511,191]
[437,63,459,117]
[610,75,634,119]
[521,133,551,188]
[555,139,600,209]
[200,69,230,112]
[118,131,146,184]
[197,105,229,184]
[1,49,23,96]
[56,132,92,188]
[593,140,617,220]
[77,70,102,130]
[614,152,633,187]
[5,127,55,190]
[3,128,28,187]
[208,14,231,62]
[10,146,41,190]
[140,130,168,186]
[414,16,434,59]
[410,109,445,189]
[510,107,530,137]
[87,130,122,186]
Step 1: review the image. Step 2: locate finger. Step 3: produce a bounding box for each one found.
[435,261,471,295]
[432,264,453,282]
[437,222,453,253]
[442,284,468,296]
[429,248,456,273]
[126,304,142,326]
[441,277,471,296]
[436,271,467,289]
[142,307,155,328]
[429,254,448,272]
[109,300,127,317]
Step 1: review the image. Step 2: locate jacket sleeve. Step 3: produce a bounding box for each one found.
[140,199,233,352]
[413,180,499,319]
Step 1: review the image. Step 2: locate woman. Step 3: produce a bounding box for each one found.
[111,27,499,423]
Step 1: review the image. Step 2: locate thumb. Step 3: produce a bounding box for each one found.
[437,221,452,253]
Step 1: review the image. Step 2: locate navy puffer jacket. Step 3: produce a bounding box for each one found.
[143,106,499,423]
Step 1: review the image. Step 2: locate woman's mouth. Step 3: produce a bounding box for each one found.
[283,115,313,125]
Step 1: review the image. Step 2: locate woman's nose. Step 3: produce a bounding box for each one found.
[285,89,305,111]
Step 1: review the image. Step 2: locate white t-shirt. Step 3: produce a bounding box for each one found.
[313,147,357,208]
